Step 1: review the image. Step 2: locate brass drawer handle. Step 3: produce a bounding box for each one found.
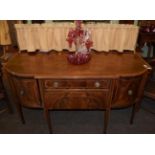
[128,90,133,96]
[53,81,59,88]
[20,90,24,96]
[94,81,100,88]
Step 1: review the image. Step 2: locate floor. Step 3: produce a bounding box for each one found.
[0,97,155,134]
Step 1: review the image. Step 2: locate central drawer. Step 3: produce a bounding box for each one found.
[43,79,110,89]
[41,79,112,110]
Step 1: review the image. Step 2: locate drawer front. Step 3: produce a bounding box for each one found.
[43,79,110,89]
[44,90,109,109]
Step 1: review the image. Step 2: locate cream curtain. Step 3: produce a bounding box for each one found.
[15,23,139,52]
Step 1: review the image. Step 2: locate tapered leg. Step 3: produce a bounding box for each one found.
[130,103,140,124]
[16,102,25,124]
[104,109,110,134]
[130,104,135,124]
[44,109,52,134]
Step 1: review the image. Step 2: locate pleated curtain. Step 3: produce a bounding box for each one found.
[15,23,139,52]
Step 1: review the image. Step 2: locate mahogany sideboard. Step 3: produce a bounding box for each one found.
[2,51,151,133]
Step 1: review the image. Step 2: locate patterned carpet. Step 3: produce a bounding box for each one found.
[0,97,155,134]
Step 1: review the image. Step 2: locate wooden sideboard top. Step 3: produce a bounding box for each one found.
[4,51,150,78]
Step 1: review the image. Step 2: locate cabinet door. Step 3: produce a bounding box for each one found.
[112,77,142,108]
[12,77,41,108]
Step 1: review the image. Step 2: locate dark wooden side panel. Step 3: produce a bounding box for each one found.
[12,77,41,108]
[112,76,142,108]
